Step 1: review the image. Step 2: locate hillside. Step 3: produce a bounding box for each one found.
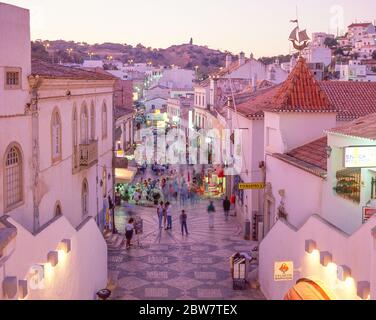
[32,40,235,76]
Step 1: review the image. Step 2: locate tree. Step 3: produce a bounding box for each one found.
[372,50,376,60]
[334,47,344,56]
[324,37,338,48]
[189,38,193,45]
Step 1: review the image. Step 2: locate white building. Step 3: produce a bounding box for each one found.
[302,46,332,67]
[259,115,376,300]
[0,3,115,300]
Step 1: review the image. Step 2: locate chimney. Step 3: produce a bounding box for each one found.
[252,74,258,92]
[225,54,232,68]
[210,76,219,110]
[239,52,245,66]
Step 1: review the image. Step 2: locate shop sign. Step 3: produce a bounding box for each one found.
[344,146,376,168]
[274,261,294,282]
[363,207,376,223]
[238,183,265,190]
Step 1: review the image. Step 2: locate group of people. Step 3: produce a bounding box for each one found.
[123,195,236,249]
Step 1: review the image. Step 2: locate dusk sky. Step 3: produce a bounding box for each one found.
[5,0,376,57]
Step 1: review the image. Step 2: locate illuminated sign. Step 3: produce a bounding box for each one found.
[274,261,294,282]
[344,146,376,168]
[239,183,265,190]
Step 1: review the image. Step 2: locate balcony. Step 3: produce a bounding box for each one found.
[79,140,98,168]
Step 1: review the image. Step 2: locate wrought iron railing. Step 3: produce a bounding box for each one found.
[79,140,98,168]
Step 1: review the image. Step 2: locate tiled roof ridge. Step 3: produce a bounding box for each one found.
[271,57,333,112]
[31,59,116,81]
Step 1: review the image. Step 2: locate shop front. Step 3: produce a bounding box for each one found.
[198,166,226,199]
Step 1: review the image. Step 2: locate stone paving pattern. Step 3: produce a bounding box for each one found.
[108,198,265,300]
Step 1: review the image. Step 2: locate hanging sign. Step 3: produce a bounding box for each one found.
[239,183,265,190]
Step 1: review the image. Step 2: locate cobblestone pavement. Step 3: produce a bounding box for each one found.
[108,197,265,300]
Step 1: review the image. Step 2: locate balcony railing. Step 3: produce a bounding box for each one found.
[79,140,98,168]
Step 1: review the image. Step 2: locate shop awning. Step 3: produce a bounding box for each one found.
[115,167,137,184]
[284,278,333,300]
[115,127,122,141]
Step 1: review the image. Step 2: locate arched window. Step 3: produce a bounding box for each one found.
[72,105,79,170]
[82,179,89,217]
[72,105,78,148]
[4,143,23,211]
[54,201,62,217]
[102,101,107,139]
[90,101,95,140]
[51,108,62,162]
[80,102,89,144]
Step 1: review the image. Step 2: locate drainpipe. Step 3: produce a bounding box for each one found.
[111,82,117,234]
[29,76,42,233]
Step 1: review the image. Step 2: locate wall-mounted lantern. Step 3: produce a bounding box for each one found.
[47,251,59,267]
[320,251,333,267]
[305,240,317,254]
[337,265,352,281]
[357,281,370,300]
[58,239,71,254]
[2,277,17,299]
[18,280,28,300]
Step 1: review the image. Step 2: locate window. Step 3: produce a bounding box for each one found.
[4,144,23,211]
[90,101,96,140]
[81,102,89,144]
[51,108,62,163]
[333,168,361,203]
[82,179,89,217]
[72,105,79,170]
[54,202,62,217]
[4,67,21,89]
[102,102,108,139]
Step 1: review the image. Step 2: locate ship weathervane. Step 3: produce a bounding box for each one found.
[289,20,310,52]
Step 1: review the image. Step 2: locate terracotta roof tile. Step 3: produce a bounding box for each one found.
[271,57,334,112]
[319,81,376,121]
[327,113,376,140]
[31,59,116,81]
[287,137,328,171]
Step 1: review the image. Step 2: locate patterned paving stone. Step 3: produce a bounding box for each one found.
[164,277,203,291]
[117,276,149,290]
[194,271,217,280]
[196,288,223,299]
[109,179,265,301]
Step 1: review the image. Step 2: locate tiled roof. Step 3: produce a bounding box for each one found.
[348,22,373,28]
[31,59,116,81]
[195,78,210,88]
[287,137,328,171]
[271,137,328,178]
[271,57,334,112]
[327,113,376,141]
[225,58,376,121]
[227,85,280,118]
[319,81,376,121]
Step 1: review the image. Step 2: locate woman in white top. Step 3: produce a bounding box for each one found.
[125,218,135,249]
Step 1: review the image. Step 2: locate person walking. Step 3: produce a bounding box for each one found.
[165,202,172,230]
[180,210,189,236]
[157,201,164,229]
[207,201,216,229]
[223,197,231,222]
[230,194,236,210]
[125,218,135,250]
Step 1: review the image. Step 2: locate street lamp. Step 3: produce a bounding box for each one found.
[88,51,94,60]
[67,48,73,56]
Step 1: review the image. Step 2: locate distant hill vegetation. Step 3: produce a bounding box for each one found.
[31,40,290,76]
